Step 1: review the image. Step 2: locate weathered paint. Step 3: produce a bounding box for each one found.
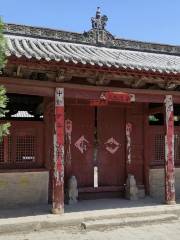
[126,104,144,185]
[65,119,72,164]
[101,92,135,103]
[52,88,64,214]
[164,95,176,204]
[90,92,135,106]
[126,123,132,165]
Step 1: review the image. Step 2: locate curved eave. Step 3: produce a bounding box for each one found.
[5,34,180,76]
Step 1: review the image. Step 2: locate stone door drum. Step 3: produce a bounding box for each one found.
[97,106,126,186]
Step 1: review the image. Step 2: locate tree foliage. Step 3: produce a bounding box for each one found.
[0,18,6,69]
[0,18,10,142]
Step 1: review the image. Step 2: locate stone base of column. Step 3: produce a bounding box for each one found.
[165,200,176,205]
[51,207,64,214]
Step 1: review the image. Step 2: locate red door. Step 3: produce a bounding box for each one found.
[97,106,126,187]
[65,105,94,188]
[65,105,126,191]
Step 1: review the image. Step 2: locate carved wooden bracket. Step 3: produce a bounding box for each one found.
[56,69,72,82]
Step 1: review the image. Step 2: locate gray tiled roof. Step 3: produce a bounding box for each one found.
[5,34,180,74]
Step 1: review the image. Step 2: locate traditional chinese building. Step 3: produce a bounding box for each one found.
[1,8,180,213]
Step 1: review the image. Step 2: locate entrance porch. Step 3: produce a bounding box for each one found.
[0,80,178,213]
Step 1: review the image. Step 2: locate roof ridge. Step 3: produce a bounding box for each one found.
[4,23,180,56]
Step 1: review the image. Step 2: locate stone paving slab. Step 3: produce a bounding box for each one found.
[1,220,180,240]
[81,214,178,230]
[1,198,180,234]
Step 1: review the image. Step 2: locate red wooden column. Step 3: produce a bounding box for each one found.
[164,95,176,204]
[52,88,64,214]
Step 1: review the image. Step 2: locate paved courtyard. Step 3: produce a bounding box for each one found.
[0,220,180,240]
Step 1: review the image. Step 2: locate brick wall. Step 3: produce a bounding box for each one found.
[149,168,180,201]
[0,171,49,208]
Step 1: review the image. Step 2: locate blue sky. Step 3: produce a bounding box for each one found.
[0,0,180,45]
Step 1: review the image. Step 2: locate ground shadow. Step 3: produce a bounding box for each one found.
[0,204,51,219]
[65,197,163,213]
[0,197,177,219]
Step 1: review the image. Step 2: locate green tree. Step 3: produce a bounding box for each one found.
[0,18,6,69]
[0,18,10,142]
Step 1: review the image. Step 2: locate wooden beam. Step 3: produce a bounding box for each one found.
[61,82,180,99]
[0,77,54,96]
[1,77,180,103]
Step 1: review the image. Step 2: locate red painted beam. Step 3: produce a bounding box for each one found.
[1,76,180,103]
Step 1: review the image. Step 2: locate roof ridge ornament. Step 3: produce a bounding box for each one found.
[91,7,108,30]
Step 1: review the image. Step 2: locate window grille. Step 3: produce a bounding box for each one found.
[16,136,36,163]
[153,134,165,165]
[150,132,180,166]
[0,139,4,163]
[0,137,11,163]
[0,123,43,169]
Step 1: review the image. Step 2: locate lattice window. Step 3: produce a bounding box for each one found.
[8,137,12,162]
[0,137,11,164]
[153,134,165,165]
[0,123,43,169]
[16,136,36,163]
[151,133,180,166]
[0,140,4,163]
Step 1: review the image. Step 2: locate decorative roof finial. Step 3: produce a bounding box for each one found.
[91,7,108,30]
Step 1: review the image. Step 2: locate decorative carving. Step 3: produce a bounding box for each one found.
[4,23,180,55]
[131,79,146,88]
[74,136,89,154]
[15,65,22,78]
[65,119,72,164]
[126,123,132,164]
[56,69,72,82]
[104,137,120,154]
[68,175,78,204]
[125,174,138,200]
[91,7,108,30]
[87,72,110,86]
[165,82,177,90]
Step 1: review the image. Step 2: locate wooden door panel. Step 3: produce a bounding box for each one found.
[65,105,94,188]
[97,106,125,186]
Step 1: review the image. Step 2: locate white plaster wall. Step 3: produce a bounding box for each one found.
[149,168,180,201]
[0,171,49,208]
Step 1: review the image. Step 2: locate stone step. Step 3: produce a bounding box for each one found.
[81,214,178,230]
[79,205,180,222]
[1,204,180,234]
